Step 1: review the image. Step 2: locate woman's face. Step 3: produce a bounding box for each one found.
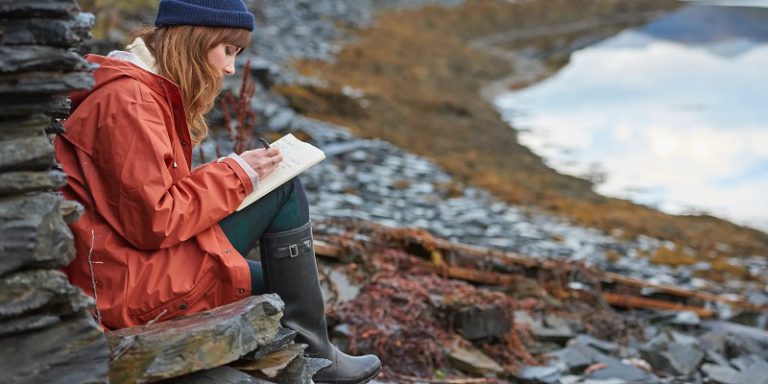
[207,43,241,76]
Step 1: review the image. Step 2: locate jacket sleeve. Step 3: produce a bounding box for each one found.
[84,85,254,250]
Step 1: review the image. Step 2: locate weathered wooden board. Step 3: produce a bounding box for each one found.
[0,311,109,384]
[0,135,54,172]
[0,193,74,276]
[107,295,285,384]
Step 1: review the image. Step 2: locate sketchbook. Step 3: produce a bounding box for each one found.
[236,133,325,211]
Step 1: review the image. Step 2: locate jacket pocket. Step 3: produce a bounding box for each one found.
[133,270,217,324]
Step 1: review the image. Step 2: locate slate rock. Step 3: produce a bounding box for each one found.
[163,366,273,384]
[0,314,60,337]
[0,13,94,47]
[243,327,298,361]
[546,347,592,373]
[0,135,54,172]
[737,358,768,384]
[0,170,67,195]
[585,355,655,383]
[667,342,704,377]
[0,269,91,318]
[513,365,561,383]
[0,71,93,95]
[107,295,284,384]
[447,304,511,341]
[0,45,95,73]
[0,114,50,141]
[701,363,741,384]
[447,344,504,376]
[0,193,75,276]
[0,95,70,117]
[0,311,109,384]
[275,355,333,384]
[0,0,79,18]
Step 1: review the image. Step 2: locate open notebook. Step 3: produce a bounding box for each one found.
[236,134,325,211]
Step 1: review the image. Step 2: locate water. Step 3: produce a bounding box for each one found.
[495,4,768,232]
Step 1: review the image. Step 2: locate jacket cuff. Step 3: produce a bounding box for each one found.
[218,154,258,195]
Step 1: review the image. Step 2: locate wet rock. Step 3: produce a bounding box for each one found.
[447,344,503,376]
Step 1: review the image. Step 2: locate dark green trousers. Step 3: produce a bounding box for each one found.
[219,178,309,295]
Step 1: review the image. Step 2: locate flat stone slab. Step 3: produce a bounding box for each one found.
[0,269,91,318]
[107,295,284,384]
[0,14,93,47]
[0,114,50,141]
[0,0,80,18]
[163,366,273,384]
[0,135,54,172]
[0,71,93,95]
[0,95,70,117]
[0,170,67,195]
[0,193,74,276]
[0,45,95,73]
[0,311,109,384]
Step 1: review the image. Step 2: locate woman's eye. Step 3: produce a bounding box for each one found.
[225,47,232,55]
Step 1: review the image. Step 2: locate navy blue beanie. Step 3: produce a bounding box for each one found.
[155,0,255,31]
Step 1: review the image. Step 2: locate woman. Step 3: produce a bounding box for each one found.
[54,0,381,382]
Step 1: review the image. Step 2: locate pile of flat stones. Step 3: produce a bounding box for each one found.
[0,1,109,383]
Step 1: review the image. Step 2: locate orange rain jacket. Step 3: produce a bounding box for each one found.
[55,55,254,329]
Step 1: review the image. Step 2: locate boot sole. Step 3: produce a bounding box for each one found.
[314,364,383,384]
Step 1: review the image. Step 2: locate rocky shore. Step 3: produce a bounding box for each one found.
[73,0,768,383]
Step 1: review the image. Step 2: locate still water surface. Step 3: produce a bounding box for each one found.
[495,4,768,232]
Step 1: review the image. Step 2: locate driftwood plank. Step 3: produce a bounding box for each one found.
[0,193,74,276]
[0,311,109,384]
[0,14,93,47]
[0,169,67,194]
[107,295,285,384]
[0,135,53,172]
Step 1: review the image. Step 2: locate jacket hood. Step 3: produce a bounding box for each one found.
[69,54,169,111]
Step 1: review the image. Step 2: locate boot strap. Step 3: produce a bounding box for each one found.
[272,237,313,259]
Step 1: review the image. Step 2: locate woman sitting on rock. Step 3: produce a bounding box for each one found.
[55,0,380,382]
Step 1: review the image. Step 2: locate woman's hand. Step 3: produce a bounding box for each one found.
[240,147,282,180]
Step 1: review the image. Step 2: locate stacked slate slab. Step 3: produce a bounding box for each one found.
[0,1,108,383]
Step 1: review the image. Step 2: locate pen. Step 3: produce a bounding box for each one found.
[257,137,271,149]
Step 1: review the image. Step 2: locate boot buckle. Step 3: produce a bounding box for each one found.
[288,244,299,257]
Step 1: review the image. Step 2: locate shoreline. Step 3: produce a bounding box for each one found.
[283,0,768,263]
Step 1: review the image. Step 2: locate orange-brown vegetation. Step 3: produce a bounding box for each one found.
[286,0,768,263]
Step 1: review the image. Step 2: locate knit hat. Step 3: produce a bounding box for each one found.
[155,0,256,31]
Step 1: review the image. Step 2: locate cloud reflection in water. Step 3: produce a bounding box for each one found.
[495,26,768,232]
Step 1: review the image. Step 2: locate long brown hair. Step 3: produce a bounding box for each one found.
[134,25,251,146]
